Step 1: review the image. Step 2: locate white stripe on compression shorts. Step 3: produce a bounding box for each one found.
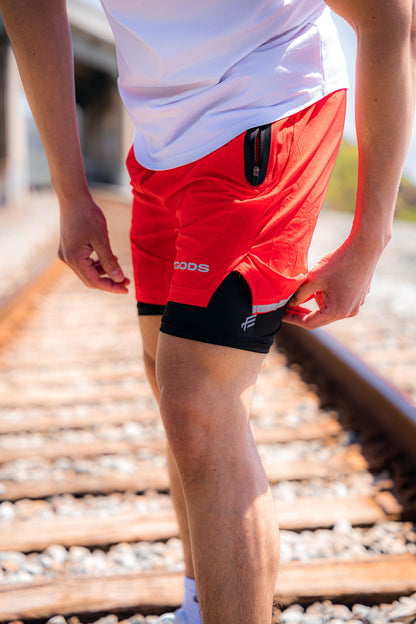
[252,296,291,315]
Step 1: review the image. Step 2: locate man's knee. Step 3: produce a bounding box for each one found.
[158,372,247,484]
[159,377,222,455]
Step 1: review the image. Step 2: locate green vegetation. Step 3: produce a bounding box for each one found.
[325,140,416,221]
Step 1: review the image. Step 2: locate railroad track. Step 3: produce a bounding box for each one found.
[0,195,416,624]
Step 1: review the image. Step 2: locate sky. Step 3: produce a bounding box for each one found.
[80,0,416,183]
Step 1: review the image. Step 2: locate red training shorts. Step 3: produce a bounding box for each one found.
[127,90,346,312]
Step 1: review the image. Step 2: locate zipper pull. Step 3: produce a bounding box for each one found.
[253,165,260,185]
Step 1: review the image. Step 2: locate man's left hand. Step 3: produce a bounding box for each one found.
[283,238,380,329]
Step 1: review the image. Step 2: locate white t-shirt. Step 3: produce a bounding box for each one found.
[101,0,348,170]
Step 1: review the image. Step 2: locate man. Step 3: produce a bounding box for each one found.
[0,1,414,623]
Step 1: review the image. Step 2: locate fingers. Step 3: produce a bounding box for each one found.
[61,244,130,295]
[81,254,130,294]
[284,286,362,330]
[88,227,130,293]
[284,279,331,329]
[91,259,106,276]
[283,303,331,329]
[89,257,131,293]
[284,274,340,329]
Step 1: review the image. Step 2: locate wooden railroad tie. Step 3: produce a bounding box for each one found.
[0,554,415,619]
[0,492,405,552]
[0,446,369,501]
[0,418,342,459]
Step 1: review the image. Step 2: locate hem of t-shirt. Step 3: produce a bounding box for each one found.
[133,83,349,171]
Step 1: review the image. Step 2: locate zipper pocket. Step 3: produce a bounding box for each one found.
[244,123,272,186]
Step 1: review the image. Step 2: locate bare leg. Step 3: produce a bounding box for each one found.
[156,333,280,624]
[139,316,194,578]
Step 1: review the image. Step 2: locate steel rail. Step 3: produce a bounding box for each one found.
[277,324,416,466]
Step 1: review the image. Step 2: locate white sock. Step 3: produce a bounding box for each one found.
[175,576,202,624]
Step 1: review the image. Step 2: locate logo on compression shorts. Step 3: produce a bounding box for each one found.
[174,261,210,273]
[241,314,257,332]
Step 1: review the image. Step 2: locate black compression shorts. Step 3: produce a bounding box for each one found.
[137,272,288,354]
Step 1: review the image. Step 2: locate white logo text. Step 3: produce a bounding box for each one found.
[174,261,210,273]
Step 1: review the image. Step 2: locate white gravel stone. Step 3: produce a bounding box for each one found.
[94,616,118,624]
[0,550,26,565]
[0,492,174,524]
[280,604,305,623]
[46,616,68,624]
[68,545,91,563]
[22,559,44,575]
[388,595,416,618]
[0,501,15,521]
[352,603,373,619]
[15,570,34,583]
[333,518,353,535]
[45,544,68,564]
[1,522,413,584]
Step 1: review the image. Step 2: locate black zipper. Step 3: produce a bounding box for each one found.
[243,123,272,186]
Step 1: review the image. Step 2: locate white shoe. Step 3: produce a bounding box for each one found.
[156,609,187,624]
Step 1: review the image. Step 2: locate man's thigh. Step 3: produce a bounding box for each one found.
[156,331,265,429]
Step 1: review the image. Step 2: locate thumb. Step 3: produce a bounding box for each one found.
[289,279,319,306]
[94,239,125,283]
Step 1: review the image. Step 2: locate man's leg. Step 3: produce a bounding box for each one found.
[139,315,195,580]
[156,332,280,624]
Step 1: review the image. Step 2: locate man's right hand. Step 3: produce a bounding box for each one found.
[58,196,130,294]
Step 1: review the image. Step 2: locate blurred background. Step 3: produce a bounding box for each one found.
[0,0,134,205]
[0,0,415,404]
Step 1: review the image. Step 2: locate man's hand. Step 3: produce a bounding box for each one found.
[58,196,130,294]
[283,236,381,329]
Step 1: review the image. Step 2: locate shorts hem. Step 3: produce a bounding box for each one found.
[159,323,273,354]
[137,302,165,316]
[135,289,168,307]
[167,285,215,308]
